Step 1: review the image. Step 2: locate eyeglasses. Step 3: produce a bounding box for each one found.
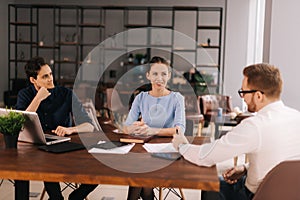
[238,89,264,98]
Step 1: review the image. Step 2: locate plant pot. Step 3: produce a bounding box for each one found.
[3,134,19,149]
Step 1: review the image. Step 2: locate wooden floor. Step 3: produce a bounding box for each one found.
[0,181,203,200]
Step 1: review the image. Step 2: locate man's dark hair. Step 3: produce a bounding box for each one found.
[24,56,46,80]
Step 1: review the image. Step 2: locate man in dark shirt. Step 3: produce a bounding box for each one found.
[15,56,97,200]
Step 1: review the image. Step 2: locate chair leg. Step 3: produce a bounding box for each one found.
[179,188,185,200]
[157,187,184,200]
[40,187,46,200]
[159,187,163,200]
[197,122,203,136]
[40,183,90,200]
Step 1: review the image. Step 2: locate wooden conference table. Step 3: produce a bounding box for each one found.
[0,124,219,200]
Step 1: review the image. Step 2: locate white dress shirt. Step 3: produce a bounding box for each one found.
[179,101,300,193]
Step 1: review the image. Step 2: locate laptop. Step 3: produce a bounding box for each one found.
[0,108,71,145]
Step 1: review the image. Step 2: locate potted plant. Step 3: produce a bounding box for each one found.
[0,109,26,148]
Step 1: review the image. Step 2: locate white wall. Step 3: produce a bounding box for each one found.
[223,0,250,108]
[269,0,300,110]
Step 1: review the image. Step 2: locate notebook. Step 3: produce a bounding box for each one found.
[119,134,154,144]
[0,108,71,145]
[38,142,85,153]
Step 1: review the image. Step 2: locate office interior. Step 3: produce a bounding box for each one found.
[0,0,299,111]
[0,0,299,199]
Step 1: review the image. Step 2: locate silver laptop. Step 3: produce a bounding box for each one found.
[0,108,70,145]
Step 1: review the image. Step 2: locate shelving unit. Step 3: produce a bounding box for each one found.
[8,4,105,90]
[7,4,225,98]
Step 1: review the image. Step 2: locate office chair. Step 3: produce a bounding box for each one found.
[157,187,185,200]
[0,179,14,187]
[185,95,204,136]
[82,98,102,131]
[199,94,233,137]
[105,88,129,132]
[40,183,89,200]
[199,94,233,123]
[253,160,300,200]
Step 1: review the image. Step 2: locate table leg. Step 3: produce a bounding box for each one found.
[15,180,29,200]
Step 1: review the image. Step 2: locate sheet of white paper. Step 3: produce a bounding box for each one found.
[143,143,178,153]
[88,141,135,154]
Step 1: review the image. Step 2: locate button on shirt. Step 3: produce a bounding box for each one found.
[15,85,92,131]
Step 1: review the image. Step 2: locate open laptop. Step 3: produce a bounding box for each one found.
[0,108,70,145]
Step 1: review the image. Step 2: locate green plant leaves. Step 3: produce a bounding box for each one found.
[0,111,26,135]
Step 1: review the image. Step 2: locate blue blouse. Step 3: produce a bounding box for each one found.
[15,85,92,131]
[124,91,186,133]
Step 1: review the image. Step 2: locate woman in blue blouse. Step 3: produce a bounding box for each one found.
[124,56,185,136]
[124,56,186,200]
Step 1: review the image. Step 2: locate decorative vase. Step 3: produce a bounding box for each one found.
[3,134,19,149]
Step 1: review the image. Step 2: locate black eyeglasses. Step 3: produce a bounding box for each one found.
[238,89,264,98]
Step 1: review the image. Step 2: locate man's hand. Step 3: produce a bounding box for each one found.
[26,87,51,112]
[172,128,189,150]
[222,165,247,184]
[36,87,51,102]
[52,126,76,136]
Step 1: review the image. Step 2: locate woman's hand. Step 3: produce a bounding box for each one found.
[126,119,158,136]
[131,124,158,135]
[125,120,144,134]
[222,165,247,184]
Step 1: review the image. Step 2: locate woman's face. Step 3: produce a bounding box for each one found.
[146,63,171,90]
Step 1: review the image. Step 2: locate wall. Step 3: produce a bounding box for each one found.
[269,0,300,110]
[1,0,252,109]
[223,0,250,108]
[0,0,11,106]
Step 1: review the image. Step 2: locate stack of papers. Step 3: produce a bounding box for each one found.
[88,141,135,154]
[143,143,178,153]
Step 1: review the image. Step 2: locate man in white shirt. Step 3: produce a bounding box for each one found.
[173,63,300,200]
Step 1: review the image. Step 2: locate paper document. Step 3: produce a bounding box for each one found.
[143,143,177,153]
[88,141,135,154]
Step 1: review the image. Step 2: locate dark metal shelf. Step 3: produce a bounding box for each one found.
[79,23,105,28]
[10,41,36,45]
[198,45,220,49]
[10,22,37,26]
[197,25,221,30]
[8,4,224,96]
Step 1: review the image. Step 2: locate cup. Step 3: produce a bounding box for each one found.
[217,107,223,117]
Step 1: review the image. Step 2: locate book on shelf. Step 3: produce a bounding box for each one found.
[119,134,154,144]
